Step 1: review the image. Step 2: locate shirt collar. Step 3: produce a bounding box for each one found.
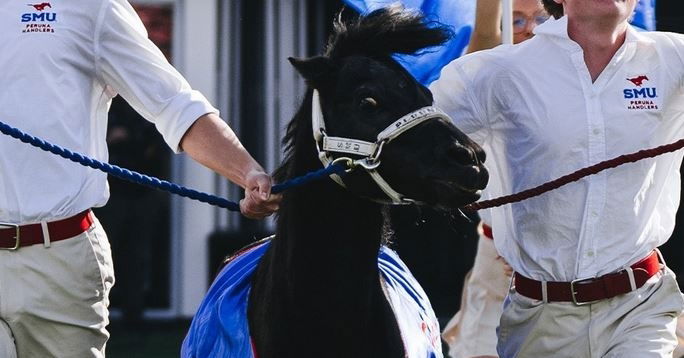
[625,22,656,46]
[533,15,570,39]
[533,15,656,49]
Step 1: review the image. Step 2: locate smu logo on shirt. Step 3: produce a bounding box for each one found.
[21,3,57,33]
[623,75,659,110]
[623,75,657,99]
[22,3,56,22]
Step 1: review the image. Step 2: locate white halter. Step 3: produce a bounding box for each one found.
[311,89,451,204]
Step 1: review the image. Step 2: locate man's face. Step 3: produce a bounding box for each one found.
[556,0,637,24]
[513,0,549,44]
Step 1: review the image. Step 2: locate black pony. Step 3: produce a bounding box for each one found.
[182,7,488,358]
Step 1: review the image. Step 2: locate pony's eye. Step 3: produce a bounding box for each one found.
[360,97,378,108]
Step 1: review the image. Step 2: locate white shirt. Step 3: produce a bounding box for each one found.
[430,16,684,281]
[0,0,217,223]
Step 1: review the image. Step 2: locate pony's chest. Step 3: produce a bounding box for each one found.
[379,248,443,358]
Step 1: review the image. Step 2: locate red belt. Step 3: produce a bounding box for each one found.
[481,223,493,240]
[0,210,94,250]
[513,250,661,305]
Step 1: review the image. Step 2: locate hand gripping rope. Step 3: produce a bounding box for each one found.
[2,120,684,214]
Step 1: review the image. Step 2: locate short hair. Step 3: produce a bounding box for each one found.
[542,0,563,19]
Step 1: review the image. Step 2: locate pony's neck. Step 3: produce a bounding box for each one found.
[278,178,384,288]
[248,157,403,357]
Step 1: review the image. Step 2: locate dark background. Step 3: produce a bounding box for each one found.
[651,0,684,289]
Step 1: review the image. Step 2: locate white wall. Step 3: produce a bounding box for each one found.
[171,0,220,318]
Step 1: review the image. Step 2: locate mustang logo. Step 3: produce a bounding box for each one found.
[627,75,649,87]
[28,3,51,11]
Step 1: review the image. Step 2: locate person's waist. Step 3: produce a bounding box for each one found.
[0,186,108,224]
[479,222,493,240]
[0,207,98,224]
[513,249,663,305]
[0,210,94,250]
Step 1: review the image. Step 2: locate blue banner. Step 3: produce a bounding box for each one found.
[632,0,656,31]
[342,0,476,86]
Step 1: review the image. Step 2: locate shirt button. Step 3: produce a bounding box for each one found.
[587,250,595,257]
[593,128,601,135]
[591,211,599,217]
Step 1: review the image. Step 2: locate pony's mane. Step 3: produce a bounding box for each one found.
[326,6,453,59]
[273,92,315,184]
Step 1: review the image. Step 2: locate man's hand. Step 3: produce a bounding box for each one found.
[239,169,281,219]
[179,114,282,219]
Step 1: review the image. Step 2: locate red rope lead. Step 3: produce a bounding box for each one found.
[463,138,684,212]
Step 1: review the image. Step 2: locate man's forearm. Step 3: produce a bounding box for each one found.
[179,113,264,189]
[467,0,503,54]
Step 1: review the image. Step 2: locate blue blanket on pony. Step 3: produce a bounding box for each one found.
[181,238,442,358]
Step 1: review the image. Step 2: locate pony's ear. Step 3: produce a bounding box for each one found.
[288,56,334,87]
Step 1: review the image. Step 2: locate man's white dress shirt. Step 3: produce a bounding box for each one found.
[0,0,217,223]
[431,16,684,281]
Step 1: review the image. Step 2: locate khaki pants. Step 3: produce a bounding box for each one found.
[497,267,684,358]
[0,218,114,357]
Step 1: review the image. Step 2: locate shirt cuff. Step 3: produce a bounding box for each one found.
[155,90,219,153]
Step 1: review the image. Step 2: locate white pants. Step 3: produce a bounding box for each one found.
[675,316,684,357]
[0,218,114,357]
[497,267,684,358]
[443,234,510,357]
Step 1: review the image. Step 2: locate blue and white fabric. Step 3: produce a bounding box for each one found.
[181,239,442,358]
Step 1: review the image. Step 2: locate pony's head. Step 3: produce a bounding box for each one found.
[282,6,488,209]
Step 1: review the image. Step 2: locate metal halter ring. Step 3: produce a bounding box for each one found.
[355,158,382,170]
[368,139,388,163]
[352,139,387,171]
[331,157,356,173]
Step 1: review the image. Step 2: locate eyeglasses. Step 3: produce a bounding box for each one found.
[513,14,550,33]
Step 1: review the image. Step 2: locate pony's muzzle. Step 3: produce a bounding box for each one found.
[447,141,484,167]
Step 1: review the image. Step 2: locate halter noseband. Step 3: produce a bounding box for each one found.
[311,89,451,204]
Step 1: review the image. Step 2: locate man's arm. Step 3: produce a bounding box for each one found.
[466,0,503,54]
[96,1,278,219]
[180,113,280,219]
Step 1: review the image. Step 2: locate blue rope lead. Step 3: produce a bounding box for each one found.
[0,120,348,212]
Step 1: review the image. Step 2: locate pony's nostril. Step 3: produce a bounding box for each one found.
[448,143,478,166]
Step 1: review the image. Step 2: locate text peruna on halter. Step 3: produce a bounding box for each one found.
[311,89,453,205]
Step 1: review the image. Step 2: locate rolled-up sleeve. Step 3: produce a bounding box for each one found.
[94,0,218,153]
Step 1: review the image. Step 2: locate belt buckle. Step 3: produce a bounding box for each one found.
[0,223,20,251]
[570,277,600,306]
